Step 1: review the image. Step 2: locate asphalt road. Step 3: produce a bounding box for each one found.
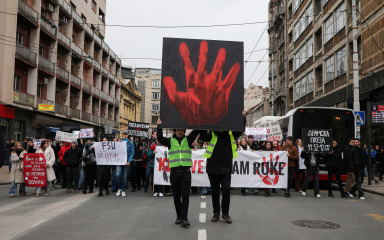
[0,185,383,240]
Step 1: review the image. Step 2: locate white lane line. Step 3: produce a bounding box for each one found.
[32,219,47,228]
[201,195,206,199]
[199,213,206,223]
[200,202,206,209]
[198,229,207,240]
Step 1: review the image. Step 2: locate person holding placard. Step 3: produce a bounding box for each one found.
[300,150,321,198]
[295,139,306,192]
[82,138,97,194]
[116,130,135,197]
[36,140,56,197]
[63,141,83,193]
[8,142,27,198]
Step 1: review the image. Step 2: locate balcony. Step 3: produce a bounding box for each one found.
[92,87,100,97]
[108,72,114,80]
[116,57,121,66]
[102,42,110,53]
[69,108,80,118]
[36,97,54,108]
[94,34,102,46]
[83,52,92,65]
[84,23,94,38]
[40,18,57,38]
[70,74,82,88]
[108,96,114,104]
[91,114,99,124]
[71,42,82,57]
[39,56,55,74]
[56,66,69,82]
[82,81,92,93]
[15,43,37,65]
[102,66,109,77]
[92,59,101,72]
[115,98,119,107]
[13,90,34,107]
[59,0,72,16]
[109,50,116,60]
[18,0,38,25]
[279,62,285,73]
[100,117,107,125]
[100,91,108,101]
[55,103,68,115]
[114,76,120,86]
[58,31,71,49]
[82,111,91,121]
[107,120,113,126]
[72,10,84,28]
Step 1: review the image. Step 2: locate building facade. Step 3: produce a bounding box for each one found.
[134,68,161,131]
[268,0,384,143]
[0,0,122,141]
[244,84,269,111]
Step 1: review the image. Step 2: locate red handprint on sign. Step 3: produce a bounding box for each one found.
[163,41,241,126]
[257,153,287,186]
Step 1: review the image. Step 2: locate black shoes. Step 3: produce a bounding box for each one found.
[98,192,103,197]
[181,220,190,228]
[106,189,110,195]
[328,193,334,197]
[265,192,270,197]
[82,189,87,194]
[284,192,291,198]
[221,215,232,224]
[144,187,148,193]
[211,213,220,222]
[131,188,136,192]
[175,218,182,225]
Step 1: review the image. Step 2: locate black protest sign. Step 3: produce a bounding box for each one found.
[160,37,244,131]
[128,122,150,138]
[302,129,333,152]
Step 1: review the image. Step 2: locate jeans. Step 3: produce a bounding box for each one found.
[9,181,26,196]
[110,168,117,191]
[350,167,364,197]
[286,167,295,193]
[302,166,320,195]
[8,155,12,172]
[116,164,131,192]
[36,181,51,195]
[208,173,231,215]
[170,167,191,220]
[145,164,153,188]
[78,163,84,189]
[327,167,344,195]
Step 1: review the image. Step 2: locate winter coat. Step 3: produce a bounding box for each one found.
[82,144,96,165]
[58,143,71,166]
[133,141,143,160]
[282,144,299,167]
[343,145,356,172]
[63,147,83,167]
[36,147,56,181]
[10,150,27,183]
[325,146,343,170]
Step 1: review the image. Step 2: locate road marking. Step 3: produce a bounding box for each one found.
[201,202,206,208]
[201,195,206,199]
[32,219,47,228]
[367,214,384,222]
[198,229,207,240]
[199,213,206,223]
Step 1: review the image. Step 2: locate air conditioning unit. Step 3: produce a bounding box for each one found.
[41,78,49,85]
[47,3,54,13]
[60,16,67,23]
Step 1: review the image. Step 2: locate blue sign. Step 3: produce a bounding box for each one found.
[355,111,365,125]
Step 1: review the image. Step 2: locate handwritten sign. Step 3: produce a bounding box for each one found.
[302,129,333,153]
[256,121,283,141]
[33,139,45,149]
[245,127,267,141]
[55,131,78,142]
[128,121,150,138]
[94,141,127,165]
[23,153,47,187]
[80,128,94,138]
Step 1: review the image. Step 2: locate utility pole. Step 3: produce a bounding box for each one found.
[352,0,361,137]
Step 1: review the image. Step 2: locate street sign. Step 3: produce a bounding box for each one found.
[371,105,384,123]
[355,111,365,125]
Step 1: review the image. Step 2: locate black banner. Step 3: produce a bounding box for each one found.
[128,122,150,138]
[302,129,333,153]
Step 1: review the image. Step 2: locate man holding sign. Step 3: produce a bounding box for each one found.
[116,130,135,197]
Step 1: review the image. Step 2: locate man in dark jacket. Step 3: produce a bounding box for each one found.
[343,138,357,195]
[63,140,83,192]
[325,140,346,197]
[349,139,365,199]
[301,151,321,198]
[131,137,143,192]
[281,136,299,198]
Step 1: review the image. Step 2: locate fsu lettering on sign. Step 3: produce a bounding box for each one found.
[23,153,47,187]
[94,141,128,165]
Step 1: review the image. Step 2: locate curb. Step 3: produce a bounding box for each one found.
[361,188,384,197]
[0,182,11,185]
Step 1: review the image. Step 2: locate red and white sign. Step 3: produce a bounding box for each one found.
[23,153,47,187]
[154,147,288,188]
[80,128,94,138]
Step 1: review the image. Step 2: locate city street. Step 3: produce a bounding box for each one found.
[0,184,383,240]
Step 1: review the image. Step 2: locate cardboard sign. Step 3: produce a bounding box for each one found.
[128,122,150,138]
[256,121,283,142]
[302,129,333,152]
[33,139,45,149]
[154,147,288,188]
[160,37,244,131]
[94,141,127,165]
[23,153,47,187]
[55,131,78,142]
[80,128,94,138]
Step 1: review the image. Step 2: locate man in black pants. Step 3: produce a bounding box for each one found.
[131,137,143,192]
[325,140,347,198]
[349,139,365,200]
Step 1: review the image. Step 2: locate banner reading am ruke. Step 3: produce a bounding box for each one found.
[154,147,288,188]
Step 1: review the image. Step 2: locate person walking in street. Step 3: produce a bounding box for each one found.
[259,141,278,197]
[281,136,299,198]
[377,147,384,181]
[156,119,202,228]
[58,142,71,188]
[63,141,83,193]
[343,138,357,196]
[116,130,135,197]
[36,140,56,197]
[349,139,365,200]
[325,140,346,198]
[82,138,97,194]
[8,142,27,198]
[97,138,112,197]
[238,137,251,196]
[131,137,143,192]
[295,139,306,192]
[300,150,321,198]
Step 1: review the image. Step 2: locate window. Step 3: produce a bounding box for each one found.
[325,56,334,83]
[39,46,44,57]
[91,1,97,13]
[14,75,22,91]
[334,3,345,34]
[300,77,306,97]
[324,15,333,43]
[152,92,160,100]
[149,69,161,74]
[70,1,76,11]
[151,116,158,125]
[16,32,24,45]
[323,0,329,6]
[306,2,313,25]
[307,71,314,93]
[152,79,160,88]
[152,104,160,112]
[335,47,346,77]
[81,14,87,23]
[295,81,301,100]
[99,9,105,22]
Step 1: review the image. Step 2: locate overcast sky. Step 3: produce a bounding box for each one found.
[105,0,270,89]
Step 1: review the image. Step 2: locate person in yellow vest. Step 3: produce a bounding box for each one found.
[199,111,246,224]
[156,119,203,228]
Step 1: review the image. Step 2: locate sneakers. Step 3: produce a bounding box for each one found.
[347,192,354,198]
[221,215,232,224]
[175,218,182,225]
[153,192,159,197]
[359,196,365,200]
[116,190,121,197]
[121,191,126,197]
[181,220,190,228]
[316,194,321,198]
[159,193,164,197]
[328,193,334,197]
[302,191,306,196]
[211,213,220,222]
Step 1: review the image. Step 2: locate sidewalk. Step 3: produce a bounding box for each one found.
[361,176,384,196]
[0,166,11,185]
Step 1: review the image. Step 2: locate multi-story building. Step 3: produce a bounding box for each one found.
[244,84,269,111]
[119,66,143,136]
[134,68,161,132]
[268,0,384,142]
[0,0,122,141]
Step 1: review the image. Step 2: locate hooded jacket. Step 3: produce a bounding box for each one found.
[58,143,71,166]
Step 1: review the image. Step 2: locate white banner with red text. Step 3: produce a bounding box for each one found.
[153,147,288,188]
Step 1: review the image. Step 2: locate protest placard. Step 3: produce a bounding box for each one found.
[80,128,94,138]
[23,153,47,187]
[33,139,45,149]
[55,131,78,142]
[302,129,333,152]
[154,147,288,188]
[94,141,127,165]
[245,127,267,141]
[128,121,150,138]
[256,121,283,141]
